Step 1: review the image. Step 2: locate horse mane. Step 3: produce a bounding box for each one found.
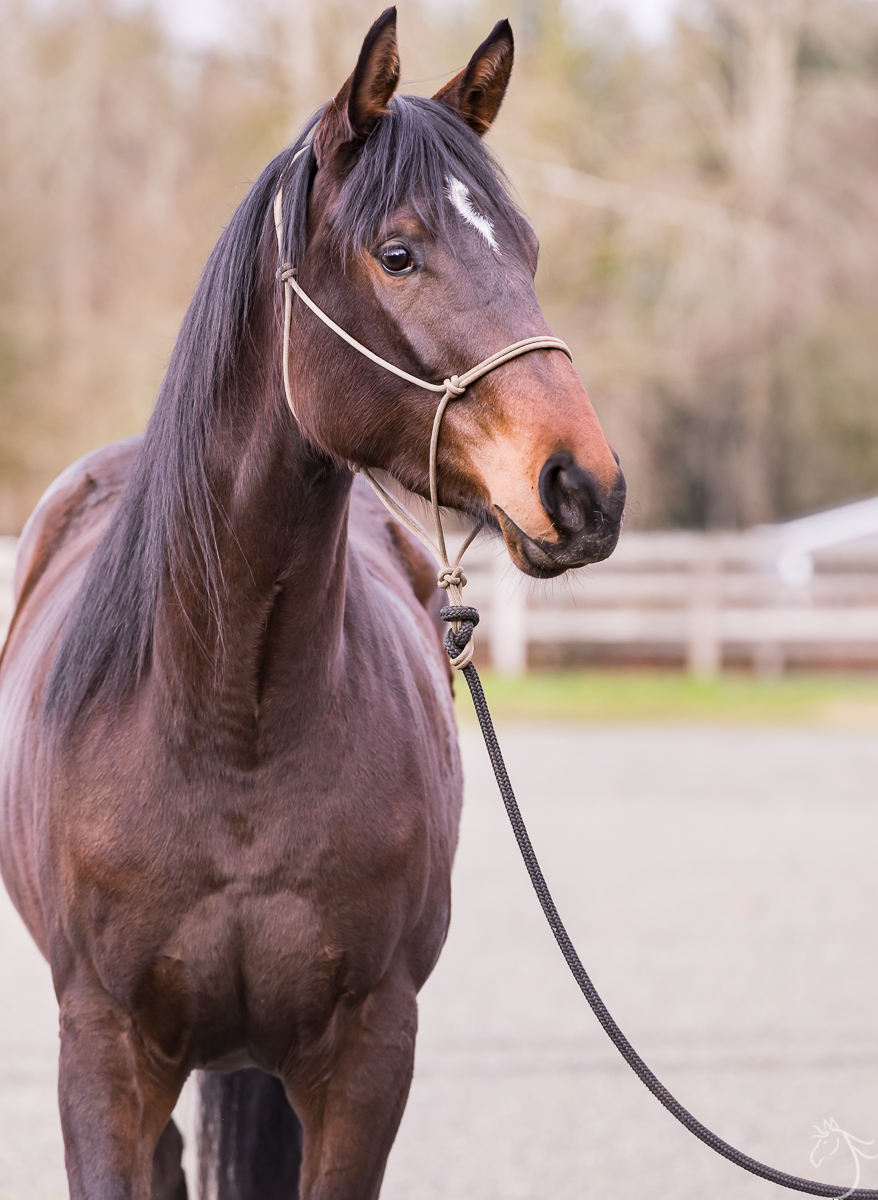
[43,95,518,728]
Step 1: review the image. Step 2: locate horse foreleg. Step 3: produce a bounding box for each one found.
[287,971,418,1200]
[58,983,186,1200]
[151,1119,188,1200]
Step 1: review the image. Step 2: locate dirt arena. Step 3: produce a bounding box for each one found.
[2,723,877,1199]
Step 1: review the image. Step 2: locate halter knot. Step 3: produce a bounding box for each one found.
[443,375,466,398]
[437,565,467,590]
[279,264,297,283]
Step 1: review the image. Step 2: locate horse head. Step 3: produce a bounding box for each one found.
[281,7,626,579]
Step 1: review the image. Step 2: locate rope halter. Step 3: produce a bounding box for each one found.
[272,182,573,668]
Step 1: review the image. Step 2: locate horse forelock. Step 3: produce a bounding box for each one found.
[322,95,520,259]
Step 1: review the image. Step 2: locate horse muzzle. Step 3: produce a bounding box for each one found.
[495,453,626,579]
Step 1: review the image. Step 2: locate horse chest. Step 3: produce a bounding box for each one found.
[47,740,457,1044]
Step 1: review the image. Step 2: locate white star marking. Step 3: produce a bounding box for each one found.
[446,176,498,251]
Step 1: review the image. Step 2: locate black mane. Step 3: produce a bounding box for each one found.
[44,96,517,727]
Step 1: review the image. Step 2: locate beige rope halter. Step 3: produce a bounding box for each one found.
[272,181,572,667]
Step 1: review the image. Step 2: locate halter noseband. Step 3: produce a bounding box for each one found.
[272,181,572,668]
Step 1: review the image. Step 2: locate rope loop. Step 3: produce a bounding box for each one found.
[437,565,467,590]
[440,604,480,668]
[439,604,480,633]
[279,264,297,283]
[443,375,466,398]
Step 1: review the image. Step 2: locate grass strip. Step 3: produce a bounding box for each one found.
[455,670,878,725]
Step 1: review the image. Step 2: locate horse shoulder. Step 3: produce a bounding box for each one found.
[348,476,452,669]
[0,438,142,952]
[11,436,142,613]
[384,520,440,612]
[347,475,440,609]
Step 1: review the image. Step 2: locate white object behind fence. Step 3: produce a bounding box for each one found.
[3,499,878,676]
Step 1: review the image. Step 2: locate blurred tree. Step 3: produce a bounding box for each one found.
[491,0,878,528]
[0,0,876,533]
[0,0,291,529]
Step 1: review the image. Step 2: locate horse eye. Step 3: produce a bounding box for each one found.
[380,244,414,274]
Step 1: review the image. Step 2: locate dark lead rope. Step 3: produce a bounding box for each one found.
[440,603,877,1198]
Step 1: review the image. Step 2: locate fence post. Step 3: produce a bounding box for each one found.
[686,535,721,677]
[491,562,527,676]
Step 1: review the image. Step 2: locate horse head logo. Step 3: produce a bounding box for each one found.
[810,1117,878,1198]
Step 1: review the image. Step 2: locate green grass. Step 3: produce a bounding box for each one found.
[454,669,878,725]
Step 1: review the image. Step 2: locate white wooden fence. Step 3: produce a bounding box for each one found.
[454,532,878,675]
[3,498,878,676]
[449,497,878,676]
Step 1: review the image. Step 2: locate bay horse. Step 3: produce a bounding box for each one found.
[0,9,625,1199]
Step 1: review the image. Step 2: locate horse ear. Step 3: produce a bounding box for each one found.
[314,7,400,167]
[432,20,514,137]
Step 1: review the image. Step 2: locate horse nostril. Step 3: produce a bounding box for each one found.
[555,467,588,534]
[539,452,593,536]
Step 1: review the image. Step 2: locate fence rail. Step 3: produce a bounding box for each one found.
[450,527,878,675]
[3,521,878,676]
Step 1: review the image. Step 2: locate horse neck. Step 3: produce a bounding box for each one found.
[151,332,353,760]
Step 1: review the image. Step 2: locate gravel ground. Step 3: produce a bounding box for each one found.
[2,723,877,1199]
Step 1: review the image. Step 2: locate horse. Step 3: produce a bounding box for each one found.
[0,9,625,1198]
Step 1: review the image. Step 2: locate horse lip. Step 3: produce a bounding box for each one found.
[494,506,620,579]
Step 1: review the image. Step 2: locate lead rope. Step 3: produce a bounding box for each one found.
[273,183,873,1197]
[446,629,877,1199]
